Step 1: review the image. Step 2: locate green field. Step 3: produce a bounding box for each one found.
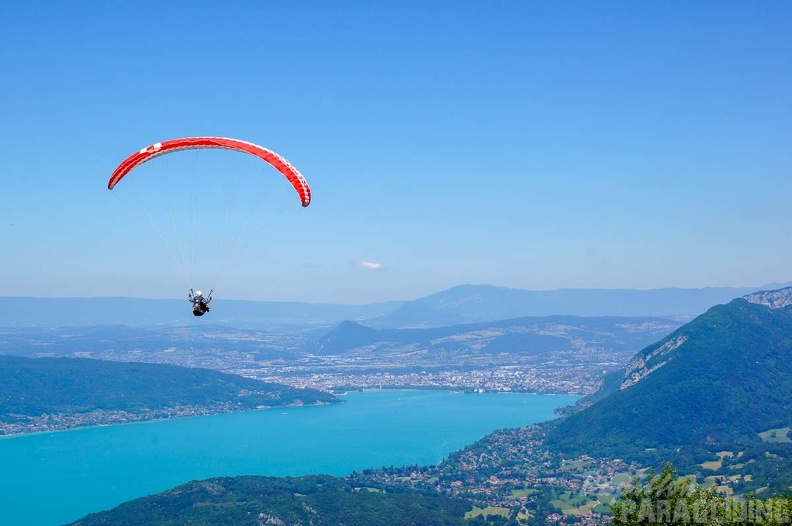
[508,488,537,499]
[560,460,585,470]
[564,500,599,515]
[759,427,792,443]
[551,491,589,512]
[610,472,633,484]
[594,503,612,514]
[465,506,512,520]
[597,492,614,505]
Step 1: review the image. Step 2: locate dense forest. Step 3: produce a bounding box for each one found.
[67,475,473,526]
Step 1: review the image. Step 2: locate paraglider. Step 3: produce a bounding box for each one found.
[189,289,212,316]
[108,137,312,316]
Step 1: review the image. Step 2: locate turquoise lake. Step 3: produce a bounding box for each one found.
[0,389,579,525]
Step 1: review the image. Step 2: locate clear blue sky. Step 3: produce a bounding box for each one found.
[1,1,791,303]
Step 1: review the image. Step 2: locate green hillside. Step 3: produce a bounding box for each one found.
[67,475,472,526]
[0,355,338,434]
[545,294,792,465]
[319,315,678,356]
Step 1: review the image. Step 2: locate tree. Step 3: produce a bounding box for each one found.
[611,464,792,525]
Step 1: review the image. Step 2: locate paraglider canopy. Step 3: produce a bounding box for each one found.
[108,136,311,207]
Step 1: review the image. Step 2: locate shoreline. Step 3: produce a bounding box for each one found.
[0,399,338,440]
[0,388,580,439]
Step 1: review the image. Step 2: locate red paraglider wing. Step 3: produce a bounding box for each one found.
[108,137,311,207]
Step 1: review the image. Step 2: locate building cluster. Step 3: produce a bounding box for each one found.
[0,404,240,436]
[354,426,640,524]
[247,366,598,395]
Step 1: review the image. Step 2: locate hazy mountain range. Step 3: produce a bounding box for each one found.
[2,283,786,330]
[317,315,679,359]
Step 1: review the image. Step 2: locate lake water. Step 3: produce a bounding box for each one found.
[0,389,579,525]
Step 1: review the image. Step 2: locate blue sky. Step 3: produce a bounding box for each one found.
[1,1,791,303]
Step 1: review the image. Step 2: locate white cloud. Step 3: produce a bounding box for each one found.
[354,261,385,271]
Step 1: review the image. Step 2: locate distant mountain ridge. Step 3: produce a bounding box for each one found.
[0,296,401,330]
[368,284,788,328]
[318,315,680,358]
[3,283,785,329]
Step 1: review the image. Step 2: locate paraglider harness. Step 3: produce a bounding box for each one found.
[189,289,213,316]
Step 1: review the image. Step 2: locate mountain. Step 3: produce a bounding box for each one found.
[0,355,338,435]
[369,284,788,328]
[318,315,681,357]
[544,287,792,464]
[3,283,785,331]
[67,474,471,526]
